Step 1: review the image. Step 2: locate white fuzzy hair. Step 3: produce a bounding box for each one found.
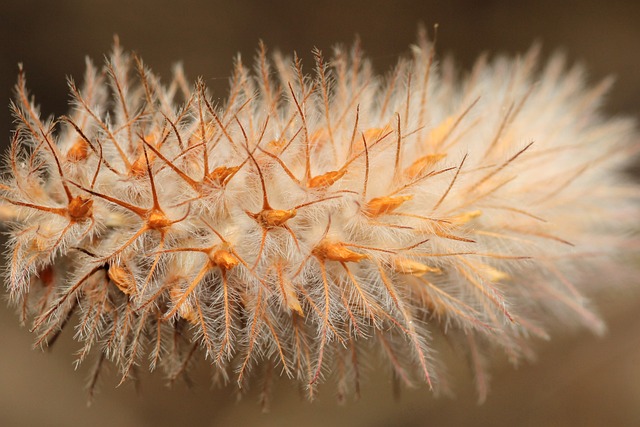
[1,33,638,404]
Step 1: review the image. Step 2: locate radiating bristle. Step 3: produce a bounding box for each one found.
[1,33,638,403]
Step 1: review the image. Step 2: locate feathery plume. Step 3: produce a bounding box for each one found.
[2,33,638,405]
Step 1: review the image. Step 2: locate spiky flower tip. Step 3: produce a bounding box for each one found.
[1,33,639,404]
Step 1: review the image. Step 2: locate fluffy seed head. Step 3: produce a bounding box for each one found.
[2,33,639,404]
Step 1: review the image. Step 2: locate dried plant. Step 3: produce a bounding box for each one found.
[1,32,638,405]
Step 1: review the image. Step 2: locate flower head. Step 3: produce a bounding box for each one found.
[2,33,638,404]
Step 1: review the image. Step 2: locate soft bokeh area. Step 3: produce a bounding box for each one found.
[1,1,639,426]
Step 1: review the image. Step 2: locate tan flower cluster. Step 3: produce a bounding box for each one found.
[2,34,638,403]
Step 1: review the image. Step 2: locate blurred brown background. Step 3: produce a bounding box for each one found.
[1,1,639,426]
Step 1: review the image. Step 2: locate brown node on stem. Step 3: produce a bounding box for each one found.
[40,130,94,224]
[308,240,365,386]
[305,122,392,191]
[356,129,417,221]
[2,129,96,269]
[162,245,239,323]
[211,248,240,270]
[237,116,343,268]
[155,219,247,290]
[141,133,244,198]
[240,117,299,230]
[146,209,173,230]
[255,135,352,192]
[69,143,190,300]
[244,165,299,268]
[146,80,256,196]
[155,220,256,368]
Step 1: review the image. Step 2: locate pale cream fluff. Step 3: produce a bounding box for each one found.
[2,34,638,403]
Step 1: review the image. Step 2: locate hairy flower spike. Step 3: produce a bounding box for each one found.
[2,34,639,406]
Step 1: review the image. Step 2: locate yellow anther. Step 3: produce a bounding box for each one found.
[365,195,413,217]
[393,258,441,276]
[278,273,304,316]
[267,138,287,151]
[206,165,240,185]
[309,128,329,149]
[130,151,155,177]
[143,131,160,145]
[404,153,447,178]
[451,210,482,225]
[188,122,216,147]
[352,125,393,152]
[66,138,90,162]
[363,125,392,141]
[307,169,347,189]
[130,133,159,177]
[428,116,455,145]
[477,263,510,282]
[29,224,55,252]
[254,209,297,228]
[286,292,304,316]
[313,240,368,263]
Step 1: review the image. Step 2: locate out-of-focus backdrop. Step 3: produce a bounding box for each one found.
[1,1,639,426]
